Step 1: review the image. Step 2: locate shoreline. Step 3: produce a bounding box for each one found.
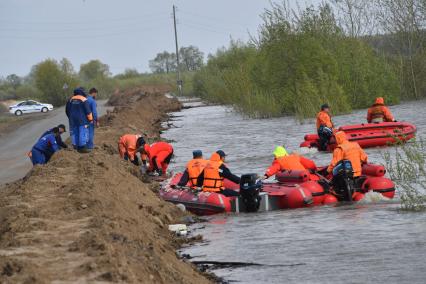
[0,89,212,283]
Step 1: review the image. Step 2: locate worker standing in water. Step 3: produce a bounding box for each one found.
[177,150,208,187]
[141,141,174,176]
[316,104,334,151]
[327,131,368,178]
[65,88,93,153]
[262,146,317,180]
[30,128,61,165]
[197,150,241,197]
[87,88,99,150]
[118,134,145,166]
[367,97,396,123]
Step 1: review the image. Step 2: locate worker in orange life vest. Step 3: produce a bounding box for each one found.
[367,97,396,123]
[141,141,174,176]
[316,103,334,151]
[327,131,368,177]
[118,134,145,165]
[262,146,317,180]
[177,150,208,187]
[197,150,241,197]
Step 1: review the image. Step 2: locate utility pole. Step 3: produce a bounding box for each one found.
[173,5,183,96]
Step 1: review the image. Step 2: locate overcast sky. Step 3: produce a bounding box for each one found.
[0,0,316,77]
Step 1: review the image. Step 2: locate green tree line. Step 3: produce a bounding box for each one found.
[0,59,180,107]
[192,1,425,118]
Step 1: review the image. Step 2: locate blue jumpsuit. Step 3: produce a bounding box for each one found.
[87,95,98,149]
[31,133,60,165]
[65,95,93,150]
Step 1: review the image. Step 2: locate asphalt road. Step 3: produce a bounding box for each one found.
[0,100,111,185]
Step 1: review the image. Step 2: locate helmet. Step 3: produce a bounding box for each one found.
[273,146,288,158]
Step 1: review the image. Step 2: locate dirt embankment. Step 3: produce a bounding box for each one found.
[0,91,211,283]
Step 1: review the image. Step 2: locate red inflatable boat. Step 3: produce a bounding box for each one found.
[160,164,395,215]
[300,122,416,151]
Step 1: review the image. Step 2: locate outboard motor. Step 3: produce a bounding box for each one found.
[240,174,262,212]
[332,160,355,202]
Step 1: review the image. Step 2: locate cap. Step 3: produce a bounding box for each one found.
[321,104,330,110]
[73,87,86,97]
[216,150,226,158]
[192,150,203,158]
[57,124,66,132]
[136,137,146,148]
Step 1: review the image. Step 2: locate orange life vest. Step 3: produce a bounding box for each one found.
[276,154,306,171]
[336,141,364,177]
[316,111,334,130]
[203,159,224,192]
[187,159,208,187]
[369,105,385,120]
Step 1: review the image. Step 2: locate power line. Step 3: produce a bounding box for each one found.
[0,23,170,40]
[0,12,169,26]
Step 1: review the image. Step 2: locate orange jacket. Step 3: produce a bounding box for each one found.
[265,154,317,177]
[143,142,173,171]
[202,153,224,192]
[316,111,334,130]
[186,158,208,187]
[367,98,394,123]
[328,131,368,177]
[118,134,140,161]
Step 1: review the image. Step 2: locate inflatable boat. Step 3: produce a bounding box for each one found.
[160,164,395,215]
[300,121,416,151]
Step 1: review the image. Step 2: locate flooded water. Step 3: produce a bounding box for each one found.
[162,99,426,284]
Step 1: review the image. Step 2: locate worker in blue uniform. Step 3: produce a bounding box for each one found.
[65,88,93,153]
[39,124,68,161]
[31,128,60,165]
[87,88,98,149]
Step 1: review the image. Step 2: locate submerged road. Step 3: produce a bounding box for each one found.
[0,100,111,186]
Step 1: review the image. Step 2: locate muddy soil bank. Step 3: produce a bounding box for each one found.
[0,91,210,283]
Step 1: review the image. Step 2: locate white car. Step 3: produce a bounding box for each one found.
[9,100,54,116]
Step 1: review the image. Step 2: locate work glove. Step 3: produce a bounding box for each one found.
[157,169,163,176]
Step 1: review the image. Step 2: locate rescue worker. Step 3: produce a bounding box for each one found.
[141,141,174,176]
[65,88,93,153]
[40,124,68,149]
[316,103,334,151]
[39,124,68,161]
[87,88,99,149]
[327,131,368,177]
[118,134,145,166]
[177,150,208,187]
[263,146,317,179]
[197,150,241,197]
[30,128,60,165]
[367,97,396,123]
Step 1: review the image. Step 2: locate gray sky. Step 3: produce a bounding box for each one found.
[0,0,288,77]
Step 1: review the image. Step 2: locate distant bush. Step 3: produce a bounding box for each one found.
[0,103,8,114]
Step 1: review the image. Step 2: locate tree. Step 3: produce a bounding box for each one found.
[179,46,204,71]
[5,74,21,89]
[33,59,79,106]
[375,0,426,99]
[115,68,140,79]
[330,0,376,37]
[79,60,111,82]
[149,51,177,73]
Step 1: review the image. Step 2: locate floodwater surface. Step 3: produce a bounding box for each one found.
[162,99,426,284]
